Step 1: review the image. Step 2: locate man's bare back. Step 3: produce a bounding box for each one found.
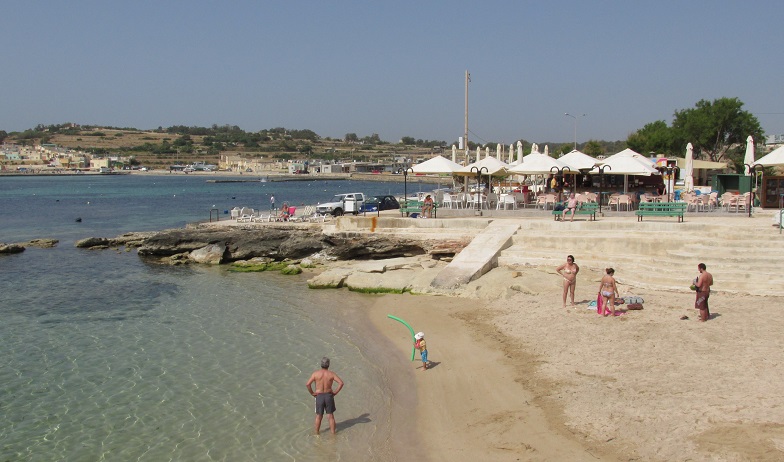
[306,369,343,395]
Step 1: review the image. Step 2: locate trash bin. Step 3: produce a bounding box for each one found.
[343,197,356,214]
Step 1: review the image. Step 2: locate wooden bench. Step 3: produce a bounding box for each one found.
[635,201,687,222]
[400,200,438,218]
[552,202,599,221]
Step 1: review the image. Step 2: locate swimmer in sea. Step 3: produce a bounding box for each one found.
[556,255,580,309]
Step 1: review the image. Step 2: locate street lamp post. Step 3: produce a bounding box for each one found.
[656,165,679,202]
[549,165,572,202]
[744,163,764,218]
[594,164,612,214]
[564,113,585,150]
[399,167,414,217]
[470,166,488,216]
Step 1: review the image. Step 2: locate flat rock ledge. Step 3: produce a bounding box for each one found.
[74,225,467,266]
[0,238,59,254]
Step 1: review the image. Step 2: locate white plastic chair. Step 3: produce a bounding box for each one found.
[497,194,516,210]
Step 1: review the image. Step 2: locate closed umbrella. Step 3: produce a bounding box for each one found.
[517,141,523,164]
[684,143,694,192]
[451,145,457,163]
[744,136,755,175]
[496,143,502,160]
[508,144,514,164]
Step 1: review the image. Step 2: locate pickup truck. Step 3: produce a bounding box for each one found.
[316,193,365,216]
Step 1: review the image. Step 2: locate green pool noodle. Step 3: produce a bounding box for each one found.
[387,314,416,361]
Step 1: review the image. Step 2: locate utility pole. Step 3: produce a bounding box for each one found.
[464,70,470,164]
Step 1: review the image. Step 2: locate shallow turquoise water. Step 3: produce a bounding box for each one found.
[0,175,409,461]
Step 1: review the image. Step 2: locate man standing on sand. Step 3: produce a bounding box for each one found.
[305,357,344,435]
[695,263,713,322]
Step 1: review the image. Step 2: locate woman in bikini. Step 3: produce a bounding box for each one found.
[598,268,619,317]
[556,255,579,309]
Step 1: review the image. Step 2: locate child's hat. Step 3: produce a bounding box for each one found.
[415,332,424,340]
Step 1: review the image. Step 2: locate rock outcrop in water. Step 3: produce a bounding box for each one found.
[0,238,59,254]
[74,225,456,265]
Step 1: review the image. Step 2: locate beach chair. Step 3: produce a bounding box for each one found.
[616,194,633,211]
[237,207,255,222]
[486,192,498,210]
[442,193,457,209]
[497,194,516,210]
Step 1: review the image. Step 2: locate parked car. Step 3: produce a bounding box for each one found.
[316,193,366,216]
[362,195,400,212]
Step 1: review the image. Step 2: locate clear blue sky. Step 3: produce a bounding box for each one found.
[2,1,782,145]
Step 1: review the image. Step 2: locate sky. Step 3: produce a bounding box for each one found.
[2,1,783,145]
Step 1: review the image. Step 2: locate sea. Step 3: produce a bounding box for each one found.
[0,174,419,461]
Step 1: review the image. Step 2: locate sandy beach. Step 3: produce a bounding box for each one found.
[361,258,784,461]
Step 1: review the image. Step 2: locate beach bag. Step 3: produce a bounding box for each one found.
[554,204,565,212]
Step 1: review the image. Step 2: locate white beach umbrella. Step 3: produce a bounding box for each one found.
[544,145,549,156]
[592,153,657,175]
[496,143,502,160]
[558,149,598,171]
[456,155,510,176]
[510,153,567,175]
[451,145,457,163]
[485,146,490,159]
[744,136,755,175]
[592,148,659,193]
[753,144,784,166]
[476,146,481,163]
[684,143,695,191]
[411,155,463,174]
[508,144,514,164]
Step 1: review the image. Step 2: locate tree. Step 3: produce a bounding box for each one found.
[626,120,672,156]
[582,140,604,158]
[670,97,763,162]
[0,130,7,144]
[344,133,358,143]
[400,136,415,145]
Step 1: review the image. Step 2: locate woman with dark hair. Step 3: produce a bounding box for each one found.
[556,255,579,309]
[598,268,619,317]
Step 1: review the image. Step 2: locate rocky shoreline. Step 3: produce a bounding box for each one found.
[74,223,462,265]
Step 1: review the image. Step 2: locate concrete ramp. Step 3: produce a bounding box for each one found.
[430,220,520,289]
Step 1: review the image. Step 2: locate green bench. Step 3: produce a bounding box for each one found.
[400,200,438,218]
[552,202,599,221]
[635,201,687,222]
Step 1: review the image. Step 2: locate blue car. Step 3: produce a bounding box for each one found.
[361,195,400,212]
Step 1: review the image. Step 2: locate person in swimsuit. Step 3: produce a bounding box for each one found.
[306,357,344,435]
[556,255,580,309]
[694,263,713,322]
[598,268,619,316]
[563,192,579,222]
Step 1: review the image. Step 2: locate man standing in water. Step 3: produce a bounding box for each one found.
[695,263,713,322]
[306,357,344,435]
